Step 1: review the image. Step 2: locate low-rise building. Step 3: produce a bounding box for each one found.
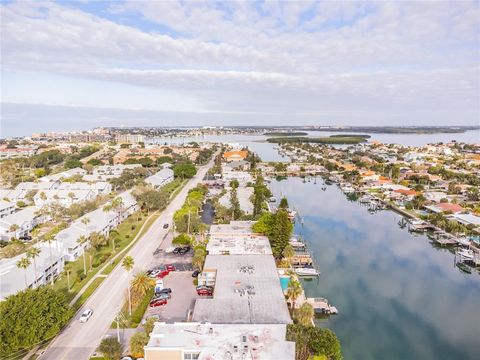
[192,254,291,324]
[208,222,271,255]
[39,168,87,182]
[83,164,142,181]
[223,150,248,162]
[0,243,65,300]
[145,168,174,188]
[144,322,295,360]
[0,200,15,219]
[0,206,49,240]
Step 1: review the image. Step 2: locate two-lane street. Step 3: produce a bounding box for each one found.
[40,157,215,360]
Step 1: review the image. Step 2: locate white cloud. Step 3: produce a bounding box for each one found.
[0,0,479,133]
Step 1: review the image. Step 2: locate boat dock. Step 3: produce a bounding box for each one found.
[305,297,338,315]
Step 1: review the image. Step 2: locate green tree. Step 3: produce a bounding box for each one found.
[135,190,169,212]
[122,255,135,315]
[172,233,193,246]
[287,279,303,310]
[286,324,342,360]
[98,337,123,360]
[87,158,103,166]
[173,163,197,179]
[130,271,154,306]
[26,247,41,284]
[77,235,88,275]
[295,303,314,326]
[0,287,72,355]
[129,331,149,357]
[272,209,293,258]
[34,168,47,178]
[279,197,289,209]
[16,256,31,288]
[143,317,156,334]
[282,244,295,261]
[230,179,239,189]
[64,158,83,169]
[230,187,242,220]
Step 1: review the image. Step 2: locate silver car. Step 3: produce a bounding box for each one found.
[79,309,93,323]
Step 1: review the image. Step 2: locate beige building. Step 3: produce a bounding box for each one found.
[144,322,295,360]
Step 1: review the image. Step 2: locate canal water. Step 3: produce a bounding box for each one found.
[269,177,480,360]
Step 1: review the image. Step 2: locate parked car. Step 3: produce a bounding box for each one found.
[197,288,213,296]
[163,223,169,229]
[147,269,161,278]
[165,264,176,272]
[192,270,200,277]
[178,246,191,255]
[172,247,182,254]
[165,246,176,254]
[155,269,170,279]
[152,292,171,300]
[79,309,93,323]
[19,235,32,241]
[155,288,172,295]
[149,298,168,307]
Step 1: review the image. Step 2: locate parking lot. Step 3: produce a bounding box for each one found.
[143,271,197,322]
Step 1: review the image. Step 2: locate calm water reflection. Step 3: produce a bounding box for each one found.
[270,177,480,360]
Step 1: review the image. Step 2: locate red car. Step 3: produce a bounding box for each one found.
[165,264,176,272]
[149,298,168,307]
[197,288,213,296]
[155,269,170,279]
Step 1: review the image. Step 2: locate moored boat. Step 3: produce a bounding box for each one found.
[295,267,320,276]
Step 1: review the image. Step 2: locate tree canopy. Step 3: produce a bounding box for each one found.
[287,324,342,360]
[173,163,197,179]
[0,287,72,355]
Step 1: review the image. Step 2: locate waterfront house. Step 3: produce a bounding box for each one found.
[424,203,464,214]
[223,150,248,162]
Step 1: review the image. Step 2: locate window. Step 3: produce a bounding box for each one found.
[184,353,200,360]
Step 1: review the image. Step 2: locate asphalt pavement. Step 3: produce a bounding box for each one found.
[40,156,215,360]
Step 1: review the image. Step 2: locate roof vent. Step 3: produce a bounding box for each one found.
[242,335,247,343]
[209,327,214,335]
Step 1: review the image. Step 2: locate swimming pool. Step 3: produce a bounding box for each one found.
[279,276,290,291]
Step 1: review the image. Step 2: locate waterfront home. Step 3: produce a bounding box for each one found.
[448,213,480,228]
[0,206,50,240]
[145,168,174,188]
[424,203,464,214]
[223,160,250,172]
[0,243,65,300]
[193,254,292,324]
[222,170,253,187]
[0,200,15,219]
[424,191,448,203]
[143,322,295,360]
[392,188,418,201]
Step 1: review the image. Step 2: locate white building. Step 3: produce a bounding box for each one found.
[0,200,15,219]
[145,168,174,188]
[83,164,142,181]
[207,222,271,255]
[144,322,295,360]
[0,243,65,300]
[222,171,253,187]
[219,187,254,215]
[39,168,87,182]
[0,206,49,240]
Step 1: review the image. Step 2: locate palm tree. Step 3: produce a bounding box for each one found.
[295,303,314,326]
[122,256,135,315]
[64,263,72,292]
[77,235,88,275]
[111,197,124,222]
[109,229,120,252]
[9,223,19,238]
[130,271,154,306]
[81,217,90,236]
[88,232,105,271]
[282,244,295,263]
[16,256,31,288]
[27,247,41,286]
[286,279,303,310]
[42,234,56,285]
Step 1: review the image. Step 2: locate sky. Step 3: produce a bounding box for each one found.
[1,0,479,137]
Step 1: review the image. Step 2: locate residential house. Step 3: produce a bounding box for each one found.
[145,168,174,188]
[0,206,50,240]
[0,200,15,219]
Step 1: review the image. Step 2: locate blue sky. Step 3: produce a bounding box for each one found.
[1,0,479,136]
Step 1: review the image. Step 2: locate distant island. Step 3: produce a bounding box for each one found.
[264,131,308,136]
[267,134,370,144]
[304,126,478,134]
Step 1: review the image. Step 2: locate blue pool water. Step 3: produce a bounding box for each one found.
[280,276,290,291]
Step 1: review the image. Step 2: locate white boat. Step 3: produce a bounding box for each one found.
[457,249,474,261]
[456,237,471,247]
[295,267,320,276]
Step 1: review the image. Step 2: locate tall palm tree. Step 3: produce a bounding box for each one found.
[16,256,31,288]
[130,271,154,306]
[122,256,135,315]
[42,234,56,285]
[81,217,90,237]
[109,229,120,252]
[287,279,303,310]
[64,263,72,292]
[77,235,88,275]
[27,247,41,286]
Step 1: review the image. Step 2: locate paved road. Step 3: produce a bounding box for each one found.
[40,157,215,360]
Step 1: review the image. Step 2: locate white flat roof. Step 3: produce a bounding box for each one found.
[207,234,272,255]
[145,322,295,360]
[192,255,291,324]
